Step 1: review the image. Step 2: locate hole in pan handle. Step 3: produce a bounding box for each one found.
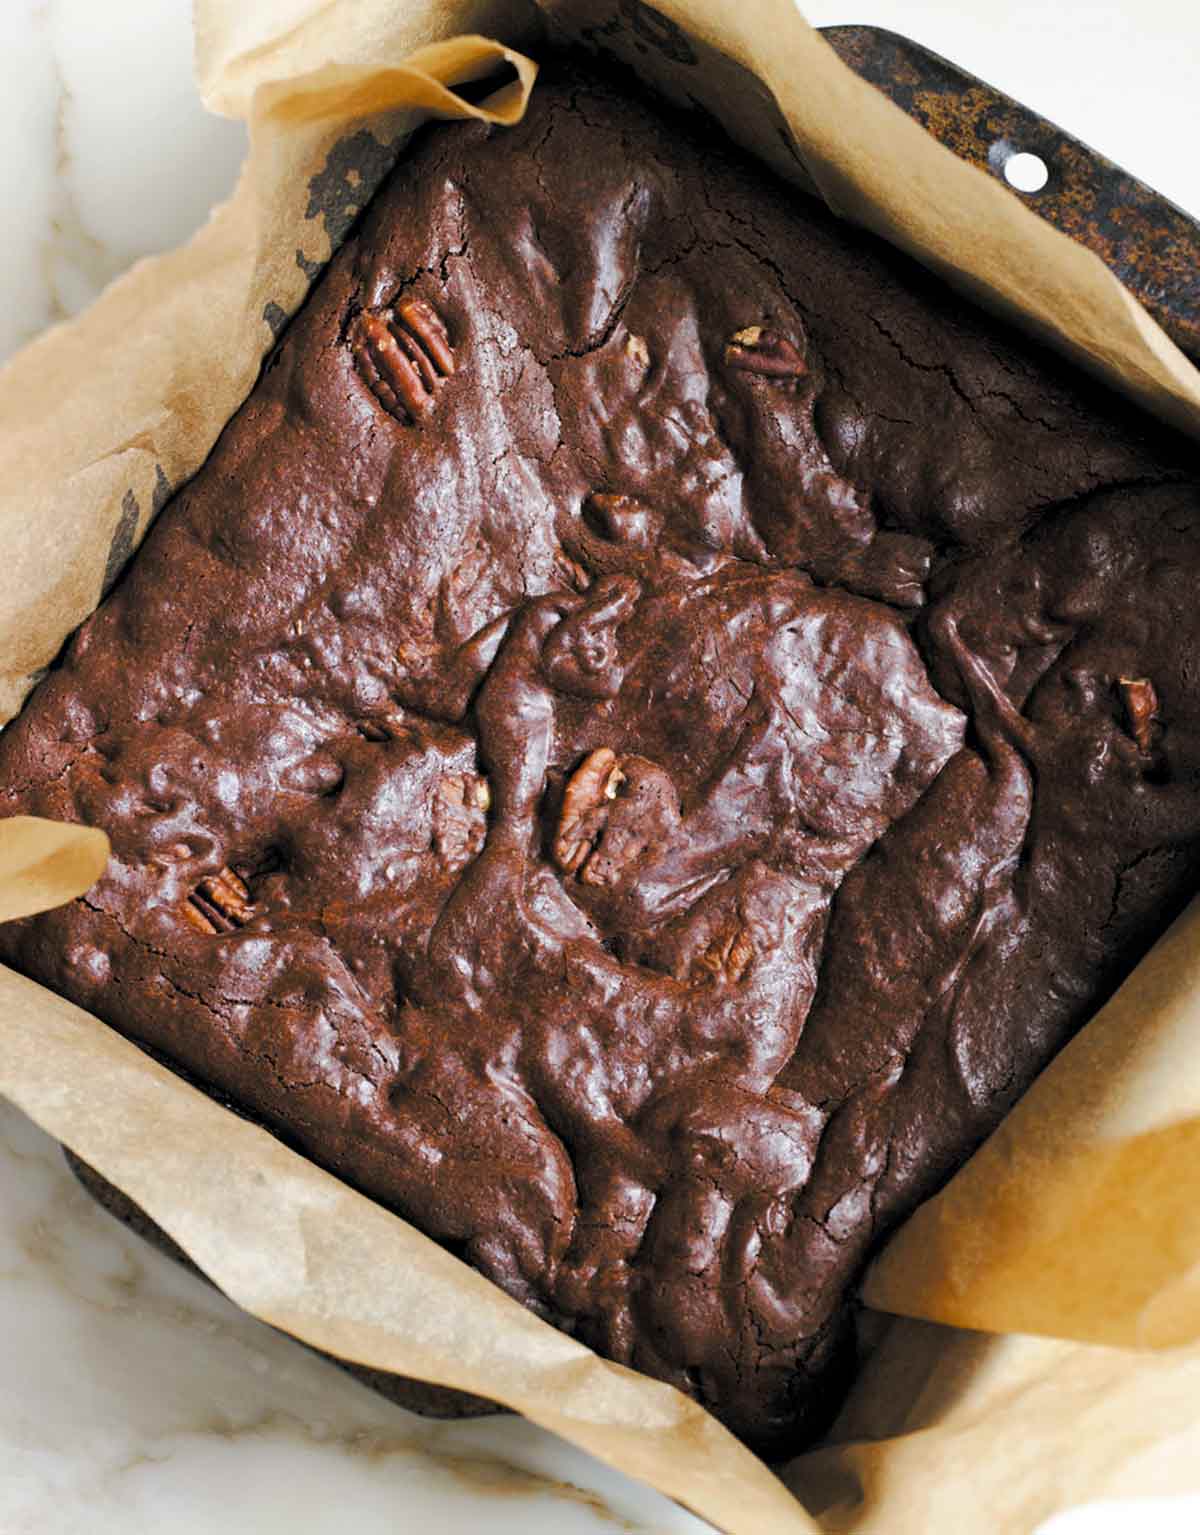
[998,148,1051,194]
[821,24,1200,366]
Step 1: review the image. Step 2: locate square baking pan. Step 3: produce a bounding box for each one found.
[59,18,1200,1433]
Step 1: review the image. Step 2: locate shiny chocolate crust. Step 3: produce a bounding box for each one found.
[3,61,1200,1455]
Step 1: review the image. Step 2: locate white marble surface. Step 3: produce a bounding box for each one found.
[0,1100,709,1533]
[2,2,1200,1531]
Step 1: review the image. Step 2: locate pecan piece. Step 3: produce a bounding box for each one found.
[234,848,283,883]
[355,710,407,743]
[350,298,455,425]
[554,748,626,877]
[184,866,253,934]
[153,841,194,868]
[584,492,658,548]
[356,719,391,742]
[624,333,651,369]
[1119,676,1159,754]
[554,549,592,592]
[724,325,806,382]
[694,924,755,984]
[433,772,490,866]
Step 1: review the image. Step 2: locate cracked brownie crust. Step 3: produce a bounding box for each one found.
[3,61,1200,1455]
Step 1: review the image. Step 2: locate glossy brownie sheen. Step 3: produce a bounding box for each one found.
[3,62,1200,1455]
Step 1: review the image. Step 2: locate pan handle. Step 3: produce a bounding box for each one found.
[821,24,1200,365]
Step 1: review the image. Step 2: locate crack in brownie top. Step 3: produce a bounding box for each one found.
[3,61,1200,1456]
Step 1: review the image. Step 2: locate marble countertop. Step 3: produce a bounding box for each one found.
[2,2,1198,1530]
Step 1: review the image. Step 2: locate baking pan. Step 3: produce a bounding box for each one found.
[61,20,1200,1431]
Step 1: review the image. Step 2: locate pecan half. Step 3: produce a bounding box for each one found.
[433,772,490,866]
[724,325,806,383]
[554,748,626,877]
[694,923,755,984]
[350,298,455,425]
[1119,676,1159,754]
[184,866,253,935]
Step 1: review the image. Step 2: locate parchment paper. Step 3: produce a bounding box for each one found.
[863,896,1200,1350]
[1,2,1199,1531]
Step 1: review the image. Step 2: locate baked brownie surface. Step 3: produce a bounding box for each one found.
[4,61,1200,1454]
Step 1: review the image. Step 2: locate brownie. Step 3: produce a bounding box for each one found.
[3,59,1200,1456]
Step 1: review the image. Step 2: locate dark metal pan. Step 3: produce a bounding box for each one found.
[62,20,1200,1441]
